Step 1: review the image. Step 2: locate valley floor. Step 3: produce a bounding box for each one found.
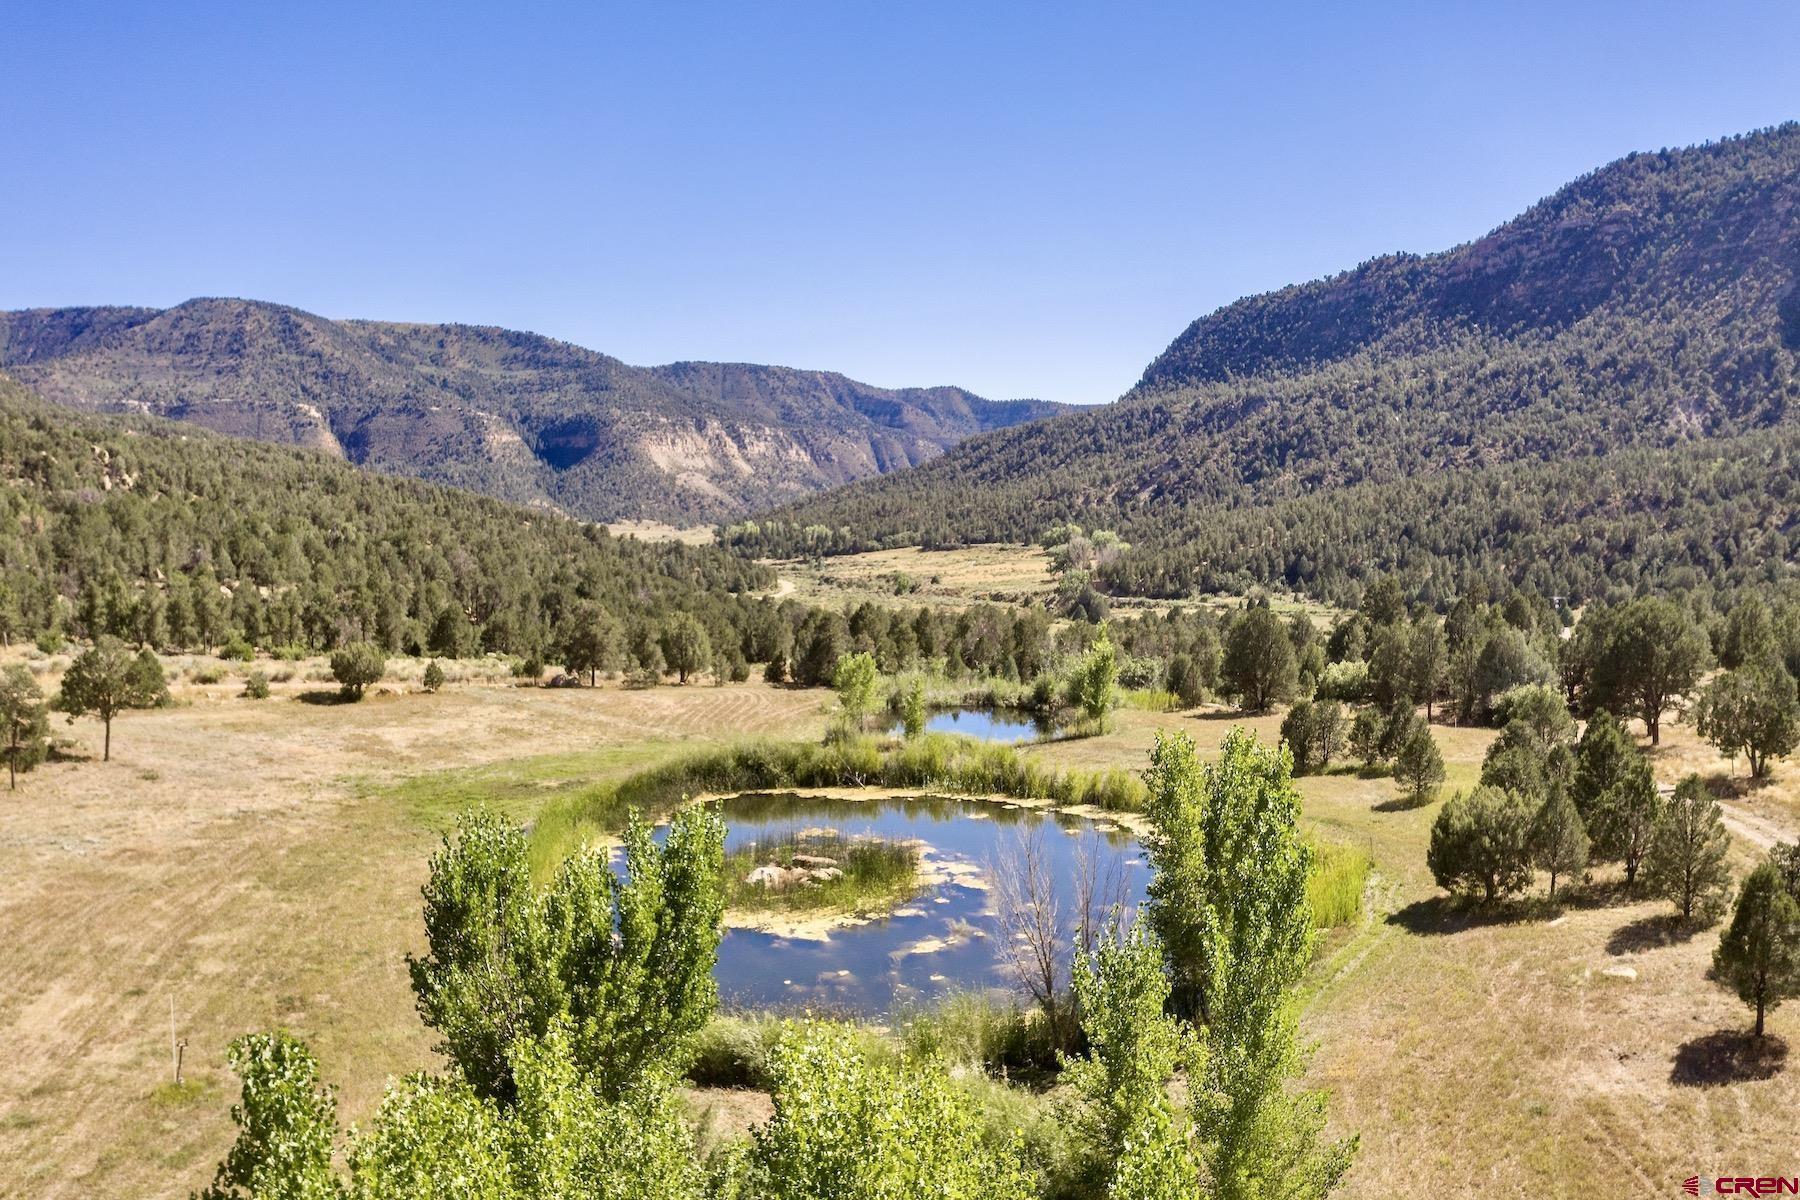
[0,663,1794,1198]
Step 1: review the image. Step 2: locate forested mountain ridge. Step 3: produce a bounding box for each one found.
[0,299,1064,525]
[737,124,1800,603]
[0,370,776,656]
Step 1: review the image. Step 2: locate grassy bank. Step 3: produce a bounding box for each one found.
[531,732,1146,873]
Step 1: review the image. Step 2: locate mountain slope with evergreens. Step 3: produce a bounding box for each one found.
[734,124,1800,603]
[0,300,1064,525]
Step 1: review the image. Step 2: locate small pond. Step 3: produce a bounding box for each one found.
[888,707,1055,744]
[701,791,1148,1015]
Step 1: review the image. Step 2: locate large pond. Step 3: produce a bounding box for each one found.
[887,707,1055,744]
[702,792,1149,1014]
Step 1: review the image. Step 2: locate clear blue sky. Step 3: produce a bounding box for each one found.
[4,2,1797,404]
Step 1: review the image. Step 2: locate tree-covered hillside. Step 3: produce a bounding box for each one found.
[734,125,1800,604]
[0,301,1064,525]
[0,372,771,656]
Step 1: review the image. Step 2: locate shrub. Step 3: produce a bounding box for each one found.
[221,638,255,663]
[1427,786,1534,902]
[422,659,446,694]
[241,670,270,700]
[330,642,386,700]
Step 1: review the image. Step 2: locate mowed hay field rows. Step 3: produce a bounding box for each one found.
[0,664,1795,1198]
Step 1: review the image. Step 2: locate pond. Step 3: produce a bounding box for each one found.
[700,792,1149,1015]
[888,707,1055,744]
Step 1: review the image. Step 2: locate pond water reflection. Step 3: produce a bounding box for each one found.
[705,792,1148,1015]
[889,707,1054,744]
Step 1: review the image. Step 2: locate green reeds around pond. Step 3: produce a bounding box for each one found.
[529,732,1146,876]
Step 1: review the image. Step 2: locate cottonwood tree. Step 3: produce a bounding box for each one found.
[740,1021,1032,1200]
[197,1032,341,1200]
[56,636,160,760]
[1713,862,1800,1040]
[1529,788,1589,899]
[1585,598,1711,744]
[0,664,49,789]
[899,678,927,739]
[1694,666,1800,779]
[1427,786,1535,903]
[1140,729,1354,1200]
[329,642,386,700]
[1066,625,1120,731]
[1220,607,1299,712]
[408,806,724,1104]
[206,1024,707,1200]
[1069,930,1205,1200]
[831,651,880,731]
[1643,776,1732,923]
[1407,616,1448,723]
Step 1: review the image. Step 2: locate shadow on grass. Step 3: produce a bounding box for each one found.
[1670,1030,1788,1087]
[1372,791,1434,813]
[295,689,357,706]
[1606,912,1707,956]
[1697,772,1776,801]
[1386,894,1559,935]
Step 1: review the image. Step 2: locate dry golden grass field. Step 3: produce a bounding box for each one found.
[1,656,1795,1198]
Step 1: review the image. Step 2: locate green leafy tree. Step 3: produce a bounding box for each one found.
[329,642,386,700]
[1066,625,1120,731]
[831,651,880,731]
[0,664,49,789]
[131,647,170,707]
[1427,786,1535,902]
[1571,710,1636,828]
[1392,722,1445,806]
[1139,729,1354,1200]
[1348,707,1385,767]
[1586,598,1711,744]
[1479,722,1549,797]
[1590,754,1662,887]
[659,613,712,685]
[1492,684,1575,751]
[1694,666,1800,779]
[198,1032,342,1200]
[1406,616,1448,723]
[1643,776,1732,923]
[1280,700,1346,776]
[1720,596,1779,670]
[560,605,621,686]
[56,635,160,760]
[737,1021,1032,1200]
[762,651,788,685]
[1069,930,1205,1200]
[1221,607,1299,712]
[407,806,725,1104]
[1713,862,1800,1039]
[1165,652,1206,708]
[421,660,445,694]
[1529,787,1589,899]
[900,679,927,740]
